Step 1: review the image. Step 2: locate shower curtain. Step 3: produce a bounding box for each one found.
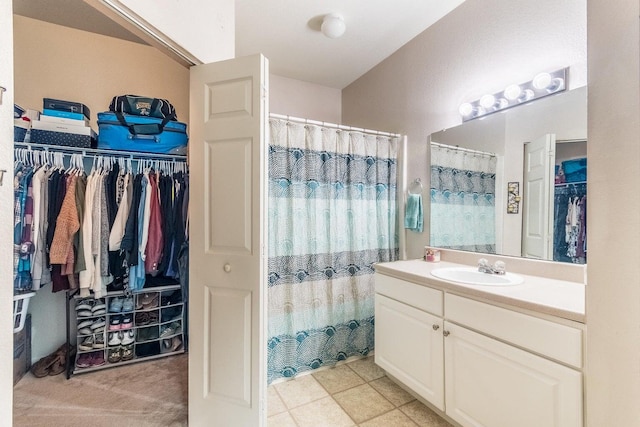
[430,143,497,253]
[267,118,399,383]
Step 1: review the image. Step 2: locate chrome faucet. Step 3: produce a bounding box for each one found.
[477,258,506,275]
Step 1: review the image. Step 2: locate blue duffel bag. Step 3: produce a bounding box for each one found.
[97,112,188,155]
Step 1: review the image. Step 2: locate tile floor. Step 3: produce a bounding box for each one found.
[268,356,454,427]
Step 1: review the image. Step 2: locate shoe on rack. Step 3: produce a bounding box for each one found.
[160,321,182,338]
[78,335,95,351]
[120,314,133,329]
[108,315,122,331]
[90,317,106,331]
[108,297,124,313]
[76,309,92,318]
[78,326,93,336]
[121,344,134,361]
[135,312,150,326]
[75,298,94,312]
[92,351,106,367]
[108,331,122,346]
[75,353,93,369]
[93,333,105,349]
[77,319,93,330]
[121,329,135,346]
[107,347,122,363]
[92,300,107,316]
[122,297,134,312]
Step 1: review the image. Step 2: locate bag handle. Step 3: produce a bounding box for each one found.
[115,112,171,136]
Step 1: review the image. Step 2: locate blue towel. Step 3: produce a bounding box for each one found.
[404,193,423,232]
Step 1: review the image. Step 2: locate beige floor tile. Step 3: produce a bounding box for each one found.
[333,383,394,424]
[267,386,288,417]
[268,411,299,427]
[290,396,355,427]
[369,376,416,407]
[346,356,386,382]
[399,401,454,427]
[274,375,329,410]
[312,364,366,394]
[359,409,420,427]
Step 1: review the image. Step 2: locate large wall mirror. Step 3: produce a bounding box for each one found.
[428,85,587,264]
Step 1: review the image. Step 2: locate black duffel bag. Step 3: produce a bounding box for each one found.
[109,94,177,135]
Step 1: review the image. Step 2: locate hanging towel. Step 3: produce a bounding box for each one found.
[404,193,423,232]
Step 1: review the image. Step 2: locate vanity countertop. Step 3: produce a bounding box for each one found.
[375,259,585,323]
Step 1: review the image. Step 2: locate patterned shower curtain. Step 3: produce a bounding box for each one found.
[430,143,497,253]
[267,118,399,383]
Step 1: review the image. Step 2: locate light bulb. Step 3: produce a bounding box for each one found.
[496,98,509,109]
[503,84,521,101]
[533,72,552,90]
[459,103,473,117]
[479,94,496,109]
[321,14,346,39]
[547,77,564,93]
[517,89,535,103]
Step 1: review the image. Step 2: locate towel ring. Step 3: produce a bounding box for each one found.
[408,178,423,195]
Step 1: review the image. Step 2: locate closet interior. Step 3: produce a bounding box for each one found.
[12,13,191,381]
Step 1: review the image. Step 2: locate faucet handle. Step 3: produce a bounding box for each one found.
[478,258,489,267]
[493,260,506,274]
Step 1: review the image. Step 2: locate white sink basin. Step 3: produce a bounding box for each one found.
[430,267,524,286]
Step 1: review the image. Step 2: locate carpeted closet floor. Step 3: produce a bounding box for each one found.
[13,353,188,427]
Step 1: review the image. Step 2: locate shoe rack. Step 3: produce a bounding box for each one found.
[68,284,185,375]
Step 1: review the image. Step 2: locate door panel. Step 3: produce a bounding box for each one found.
[189,54,268,427]
[522,134,555,259]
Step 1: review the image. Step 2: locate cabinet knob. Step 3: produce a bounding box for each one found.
[432,324,440,331]
[443,330,450,337]
[223,263,231,273]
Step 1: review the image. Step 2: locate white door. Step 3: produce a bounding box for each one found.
[522,134,555,259]
[444,322,582,427]
[375,294,445,410]
[188,54,268,427]
[0,1,15,422]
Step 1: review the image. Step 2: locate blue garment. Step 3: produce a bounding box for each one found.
[130,175,148,291]
[404,193,423,232]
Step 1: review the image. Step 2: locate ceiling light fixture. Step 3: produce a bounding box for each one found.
[459,67,568,122]
[321,13,346,39]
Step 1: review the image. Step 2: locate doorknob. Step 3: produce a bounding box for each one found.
[0,169,6,186]
[223,263,231,273]
[0,86,5,105]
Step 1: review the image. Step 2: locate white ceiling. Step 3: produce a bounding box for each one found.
[13,0,466,89]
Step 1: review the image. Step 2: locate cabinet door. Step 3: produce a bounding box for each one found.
[375,294,444,410]
[444,322,582,427]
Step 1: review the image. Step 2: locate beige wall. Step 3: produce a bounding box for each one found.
[12,15,189,362]
[13,15,190,130]
[342,0,587,260]
[586,0,640,425]
[270,74,341,123]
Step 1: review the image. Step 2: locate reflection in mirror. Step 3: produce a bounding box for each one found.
[428,86,587,264]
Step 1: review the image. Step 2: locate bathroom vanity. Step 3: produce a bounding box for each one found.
[374,256,585,427]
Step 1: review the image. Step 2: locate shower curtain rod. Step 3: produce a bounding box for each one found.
[431,141,496,157]
[269,113,401,138]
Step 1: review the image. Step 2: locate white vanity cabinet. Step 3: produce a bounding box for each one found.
[374,271,584,427]
[374,274,445,410]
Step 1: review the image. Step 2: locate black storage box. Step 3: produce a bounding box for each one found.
[43,98,91,120]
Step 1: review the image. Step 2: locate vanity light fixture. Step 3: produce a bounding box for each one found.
[459,67,568,122]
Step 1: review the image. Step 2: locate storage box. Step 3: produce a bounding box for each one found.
[13,314,31,386]
[43,98,90,120]
[43,108,87,121]
[562,158,587,183]
[31,128,96,148]
[40,114,90,127]
[97,112,188,155]
[14,104,25,119]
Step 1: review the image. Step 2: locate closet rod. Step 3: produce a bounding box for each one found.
[269,113,401,138]
[14,142,187,161]
[430,141,496,157]
[555,181,587,187]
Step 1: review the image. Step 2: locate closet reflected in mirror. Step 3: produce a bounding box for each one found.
[428,86,587,264]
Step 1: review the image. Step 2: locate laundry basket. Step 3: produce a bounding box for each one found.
[13,292,35,333]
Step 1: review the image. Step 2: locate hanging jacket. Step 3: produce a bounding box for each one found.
[145,172,164,276]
